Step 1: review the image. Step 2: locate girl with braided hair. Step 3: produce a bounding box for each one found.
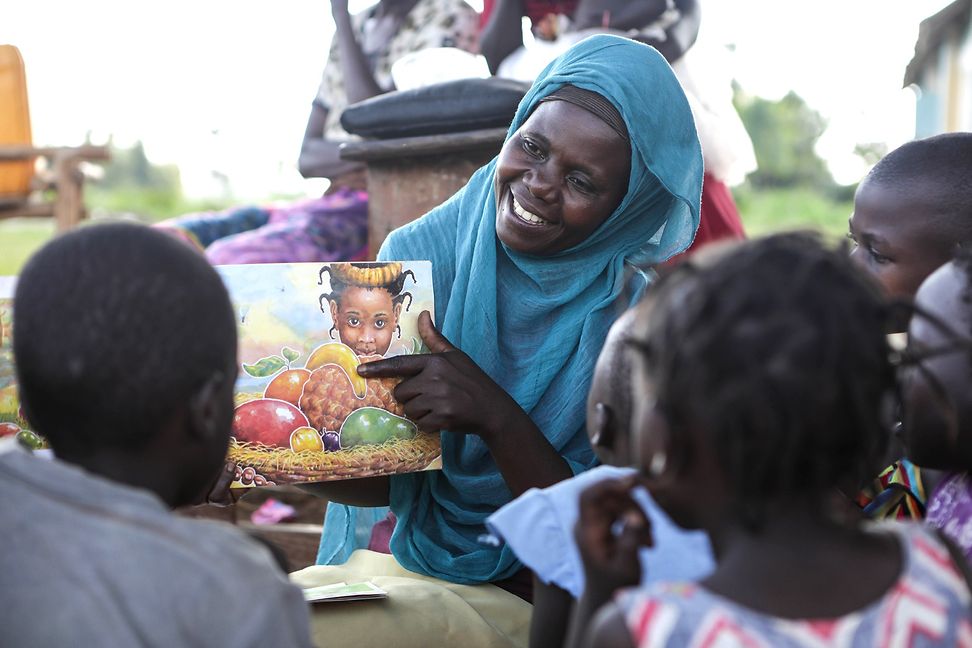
[572,233,972,648]
[318,262,415,358]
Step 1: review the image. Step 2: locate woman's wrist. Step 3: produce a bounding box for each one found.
[478,393,528,443]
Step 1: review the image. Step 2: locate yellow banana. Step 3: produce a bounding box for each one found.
[305,342,367,399]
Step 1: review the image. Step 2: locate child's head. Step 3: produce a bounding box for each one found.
[900,250,972,470]
[586,308,638,466]
[319,262,414,357]
[13,223,238,507]
[629,233,895,530]
[849,133,972,301]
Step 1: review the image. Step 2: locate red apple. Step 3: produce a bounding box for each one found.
[0,422,20,438]
[232,398,309,448]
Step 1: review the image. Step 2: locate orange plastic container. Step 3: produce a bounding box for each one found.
[0,45,34,198]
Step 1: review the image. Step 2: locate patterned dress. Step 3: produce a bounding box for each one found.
[617,524,972,647]
[926,472,972,565]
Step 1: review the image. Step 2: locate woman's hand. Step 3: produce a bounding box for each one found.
[576,476,652,598]
[359,310,573,496]
[357,311,521,442]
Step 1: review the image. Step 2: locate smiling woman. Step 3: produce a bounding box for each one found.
[295,34,702,648]
[495,88,631,255]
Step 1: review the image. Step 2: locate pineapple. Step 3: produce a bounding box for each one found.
[300,364,404,432]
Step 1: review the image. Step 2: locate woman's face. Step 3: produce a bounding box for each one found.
[329,287,401,357]
[494,99,631,256]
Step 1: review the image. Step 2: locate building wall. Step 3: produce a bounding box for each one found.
[914,18,972,137]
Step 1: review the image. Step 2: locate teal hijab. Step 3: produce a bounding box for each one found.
[321,35,702,582]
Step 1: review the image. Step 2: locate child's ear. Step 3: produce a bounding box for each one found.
[187,371,229,444]
[329,300,339,324]
[634,402,679,486]
[393,301,403,320]
[590,402,616,452]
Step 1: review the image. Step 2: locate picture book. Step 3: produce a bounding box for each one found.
[0,261,442,487]
[221,260,440,488]
[0,278,39,449]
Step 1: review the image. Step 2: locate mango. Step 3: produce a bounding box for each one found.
[339,407,417,448]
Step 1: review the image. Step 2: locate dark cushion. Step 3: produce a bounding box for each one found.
[340,77,531,140]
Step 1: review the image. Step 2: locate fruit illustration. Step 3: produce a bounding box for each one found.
[300,365,403,432]
[339,407,417,448]
[0,422,20,438]
[290,426,324,452]
[304,342,366,398]
[16,429,44,450]
[322,431,341,452]
[232,398,309,448]
[264,368,311,407]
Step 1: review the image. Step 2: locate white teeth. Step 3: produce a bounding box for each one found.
[512,194,547,225]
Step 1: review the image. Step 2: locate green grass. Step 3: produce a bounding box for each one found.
[86,186,234,224]
[0,219,55,276]
[733,186,853,241]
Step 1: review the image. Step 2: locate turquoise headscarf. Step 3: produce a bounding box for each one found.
[319,35,702,582]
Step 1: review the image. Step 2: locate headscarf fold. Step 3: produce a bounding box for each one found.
[320,35,702,583]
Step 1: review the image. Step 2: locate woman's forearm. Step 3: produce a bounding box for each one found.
[333,8,384,104]
[479,0,527,73]
[298,137,363,179]
[297,102,364,179]
[298,475,391,506]
[482,403,573,497]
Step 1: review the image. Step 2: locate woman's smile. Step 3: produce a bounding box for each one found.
[511,192,551,226]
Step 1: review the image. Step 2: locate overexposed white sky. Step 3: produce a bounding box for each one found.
[2,0,955,198]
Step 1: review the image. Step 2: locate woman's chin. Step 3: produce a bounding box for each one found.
[496,211,558,256]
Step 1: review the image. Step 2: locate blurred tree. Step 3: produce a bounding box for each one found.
[734,89,834,190]
[99,140,181,193]
[853,142,889,168]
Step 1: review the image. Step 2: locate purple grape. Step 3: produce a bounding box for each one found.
[322,431,341,452]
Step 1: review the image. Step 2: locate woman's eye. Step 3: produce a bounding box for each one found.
[374,319,386,329]
[567,175,594,194]
[347,317,360,327]
[521,137,544,158]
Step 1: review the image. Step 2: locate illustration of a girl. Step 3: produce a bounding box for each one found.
[319,262,414,357]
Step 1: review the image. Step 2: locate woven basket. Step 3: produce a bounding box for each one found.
[230,432,441,485]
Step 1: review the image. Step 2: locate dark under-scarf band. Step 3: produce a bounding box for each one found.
[538,84,629,142]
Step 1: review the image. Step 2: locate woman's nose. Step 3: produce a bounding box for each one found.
[523,167,557,203]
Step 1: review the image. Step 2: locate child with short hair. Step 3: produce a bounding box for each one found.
[847,132,972,520]
[571,233,972,648]
[901,250,972,565]
[0,223,312,646]
[848,132,972,304]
